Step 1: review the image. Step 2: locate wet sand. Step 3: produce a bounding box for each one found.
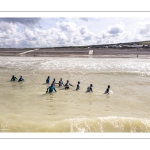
[0,47,150,58]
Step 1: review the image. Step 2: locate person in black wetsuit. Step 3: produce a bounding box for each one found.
[64,80,74,89]
[51,78,56,86]
[18,76,24,82]
[104,85,110,94]
[11,75,18,81]
[46,76,50,84]
[86,84,93,92]
[76,81,80,90]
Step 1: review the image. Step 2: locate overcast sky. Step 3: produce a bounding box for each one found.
[0,17,150,48]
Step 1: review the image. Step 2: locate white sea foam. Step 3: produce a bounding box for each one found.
[1,57,150,74]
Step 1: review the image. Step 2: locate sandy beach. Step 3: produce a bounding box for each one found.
[0,47,150,58]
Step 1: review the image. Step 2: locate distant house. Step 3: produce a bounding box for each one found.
[111,45,122,48]
[143,45,149,48]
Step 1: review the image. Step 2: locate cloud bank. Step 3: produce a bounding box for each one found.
[0,18,150,48]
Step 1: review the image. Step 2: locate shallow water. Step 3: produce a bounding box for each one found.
[0,56,150,132]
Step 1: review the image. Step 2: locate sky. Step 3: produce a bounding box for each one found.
[0,17,150,48]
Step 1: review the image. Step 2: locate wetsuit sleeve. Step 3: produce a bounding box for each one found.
[69,83,73,86]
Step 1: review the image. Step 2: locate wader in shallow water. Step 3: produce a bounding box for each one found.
[18,76,24,82]
[11,75,18,81]
[64,80,73,89]
[76,81,80,90]
[46,76,50,84]
[58,78,64,87]
[86,84,93,92]
[104,85,110,94]
[46,84,57,93]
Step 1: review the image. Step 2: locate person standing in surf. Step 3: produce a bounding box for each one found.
[46,83,57,93]
[18,76,24,82]
[86,84,93,92]
[11,75,18,81]
[64,80,74,89]
[76,81,80,90]
[104,85,110,94]
[51,78,56,86]
[46,76,50,84]
[57,78,64,87]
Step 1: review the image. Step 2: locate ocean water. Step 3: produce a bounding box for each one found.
[0,56,150,132]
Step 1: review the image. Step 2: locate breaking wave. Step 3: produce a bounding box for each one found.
[1,117,150,132]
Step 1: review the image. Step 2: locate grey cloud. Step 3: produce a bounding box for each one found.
[96,39,102,44]
[57,22,76,32]
[80,18,89,22]
[108,27,123,34]
[79,26,88,35]
[84,33,94,41]
[0,18,41,27]
[107,23,124,34]
[0,22,17,33]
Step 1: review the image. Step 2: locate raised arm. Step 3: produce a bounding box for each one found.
[69,83,74,87]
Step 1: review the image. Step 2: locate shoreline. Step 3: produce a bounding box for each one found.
[0,47,150,58]
[0,55,150,59]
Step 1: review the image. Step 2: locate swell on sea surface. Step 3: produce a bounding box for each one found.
[1,117,150,132]
[85,71,150,77]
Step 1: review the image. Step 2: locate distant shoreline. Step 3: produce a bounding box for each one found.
[0,48,150,58]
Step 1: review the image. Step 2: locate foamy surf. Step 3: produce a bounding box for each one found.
[1,117,150,132]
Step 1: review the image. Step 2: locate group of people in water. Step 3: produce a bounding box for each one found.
[45,76,110,94]
[11,75,24,82]
[10,75,110,94]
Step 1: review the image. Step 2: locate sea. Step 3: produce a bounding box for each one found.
[0,56,150,132]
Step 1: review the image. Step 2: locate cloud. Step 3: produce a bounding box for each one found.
[95,22,131,44]
[84,32,95,41]
[79,25,95,41]
[137,22,150,34]
[1,18,144,48]
[79,26,88,35]
[0,18,41,27]
[79,18,89,22]
[134,34,143,42]
[107,22,124,34]
[56,21,77,32]
[57,32,68,46]
[0,22,18,33]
